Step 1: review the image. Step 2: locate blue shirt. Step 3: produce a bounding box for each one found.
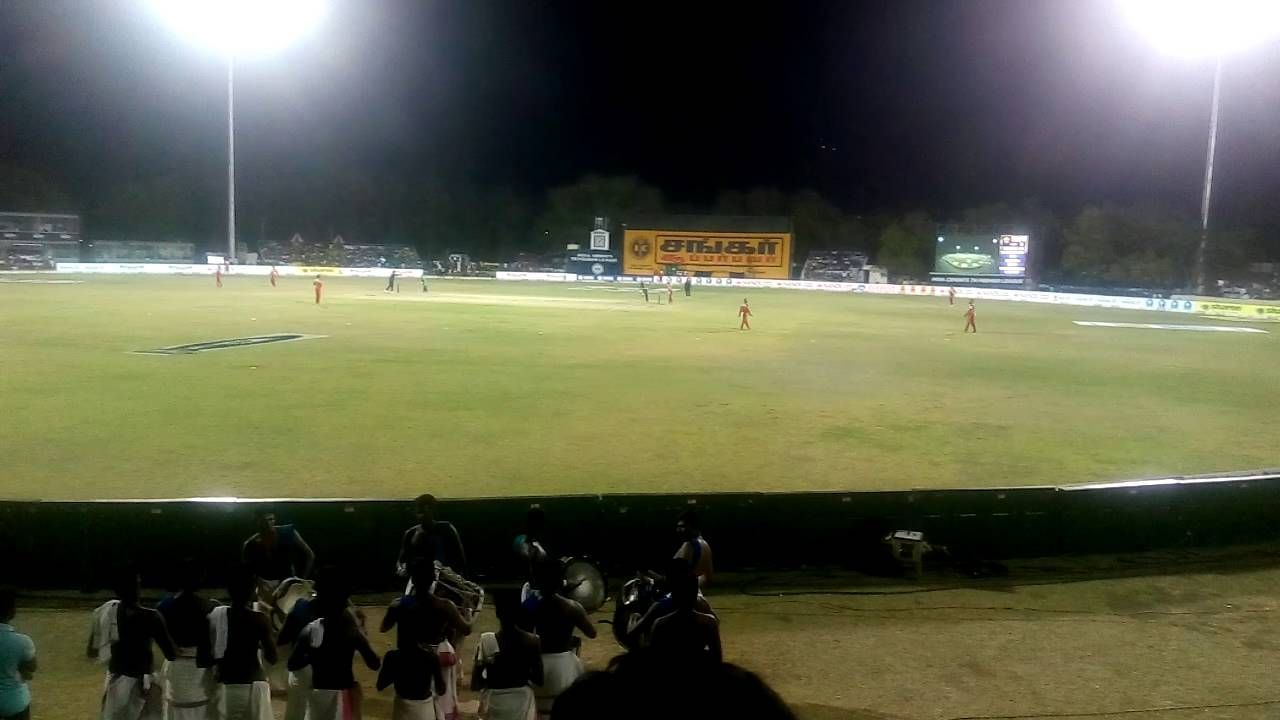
[0,623,35,716]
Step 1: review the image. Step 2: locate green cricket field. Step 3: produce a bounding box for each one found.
[1,274,1276,500]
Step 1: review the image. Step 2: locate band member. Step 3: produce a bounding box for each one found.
[674,510,714,590]
[472,591,541,720]
[528,563,595,717]
[156,560,216,720]
[90,566,177,720]
[292,571,380,720]
[210,571,276,720]
[398,494,467,581]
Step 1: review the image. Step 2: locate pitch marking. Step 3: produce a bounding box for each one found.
[134,333,328,355]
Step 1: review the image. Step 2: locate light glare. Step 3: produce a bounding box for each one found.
[1120,0,1280,57]
[148,0,327,58]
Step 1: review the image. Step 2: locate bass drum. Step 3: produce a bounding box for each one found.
[562,557,607,613]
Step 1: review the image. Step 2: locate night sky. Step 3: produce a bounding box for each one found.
[3,0,1280,224]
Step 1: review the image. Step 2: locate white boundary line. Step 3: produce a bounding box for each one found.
[1073,321,1268,334]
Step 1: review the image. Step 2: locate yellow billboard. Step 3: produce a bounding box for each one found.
[622,229,793,278]
[1194,300,1280,322]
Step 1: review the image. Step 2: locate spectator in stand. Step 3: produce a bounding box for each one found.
[552,651,795,720]
[156,560,217,720]
[0,586,36,720]
[528,562,596,717]
[209,569,276,720]
[290,569,380,720]
[89,565,177,720]
[473,590,542,720]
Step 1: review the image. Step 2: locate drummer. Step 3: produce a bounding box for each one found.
[242,510,316,593]
[528,560,596,717]
[397,494,468,584]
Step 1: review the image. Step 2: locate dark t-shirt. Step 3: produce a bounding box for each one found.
[300,615,375,691]
[243,525,300,581]
[216,608,272,685]
[401,521,466,575]
[109,607,169,678]
[277,598,316,646]
[377,648,440,700]
[479,630,542,690]
[156,593,215,650]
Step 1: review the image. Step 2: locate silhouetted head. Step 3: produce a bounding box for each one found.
[414,494,437,526]
[534,558,564,596]
[113,565,141,604]
[229,568,256,607]
[493,589,521,630]
[555,651,796,720]
[253,509,277,537]
[175,557,202,594]
[676,509,700,542]
[408,560,436,592]
[526,506,546,539]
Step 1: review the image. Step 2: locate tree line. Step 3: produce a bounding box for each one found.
[2,161,1273,289]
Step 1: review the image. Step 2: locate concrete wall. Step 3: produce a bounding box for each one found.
[3,472,1277,591]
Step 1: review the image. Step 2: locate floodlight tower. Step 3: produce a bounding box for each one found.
[148,0,327,262]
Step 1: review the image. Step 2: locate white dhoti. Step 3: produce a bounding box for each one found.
[217,682,273,720]
[392,696,438,720]
[482,687,536,720]
[162,652,215,720]
[307,688,360,720]
[534,652,583,716]
[432,640,460,720]
[284,665,313,720]
[102,673,164,720]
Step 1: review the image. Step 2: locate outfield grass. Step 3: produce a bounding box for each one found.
[1,274,1276,500]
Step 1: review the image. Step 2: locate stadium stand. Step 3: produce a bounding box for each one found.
[258,235,423,268]
[800,250,869,281]
[0,211,81,269]
[87,240,196,263]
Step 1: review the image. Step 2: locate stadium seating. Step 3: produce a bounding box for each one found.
[800,250,868,281]
[258,237,423,268]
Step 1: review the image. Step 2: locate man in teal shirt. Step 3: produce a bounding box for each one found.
[0,585,36,720]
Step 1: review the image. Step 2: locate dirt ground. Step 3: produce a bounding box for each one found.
[13,549,1280,720]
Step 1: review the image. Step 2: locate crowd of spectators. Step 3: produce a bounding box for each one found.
[3,497,787,720]
[258,236,423,269]
[800,250,869,281]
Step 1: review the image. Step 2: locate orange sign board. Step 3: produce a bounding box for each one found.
[622,229,792,278]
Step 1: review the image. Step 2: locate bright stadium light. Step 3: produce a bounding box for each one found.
[1120,0,1280,294]
[148,0,328,263]
[148,0,327,58]
[1119,0,1280,58]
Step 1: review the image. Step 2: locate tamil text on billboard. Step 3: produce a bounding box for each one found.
[622,229,792,279]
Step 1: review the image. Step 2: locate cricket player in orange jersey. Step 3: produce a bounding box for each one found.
[963,300,977,333]
[948,287,956,306]
[269,266,279,287]
[738,298,752,330]
[215,265,223,288]
[313,275,323,304]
